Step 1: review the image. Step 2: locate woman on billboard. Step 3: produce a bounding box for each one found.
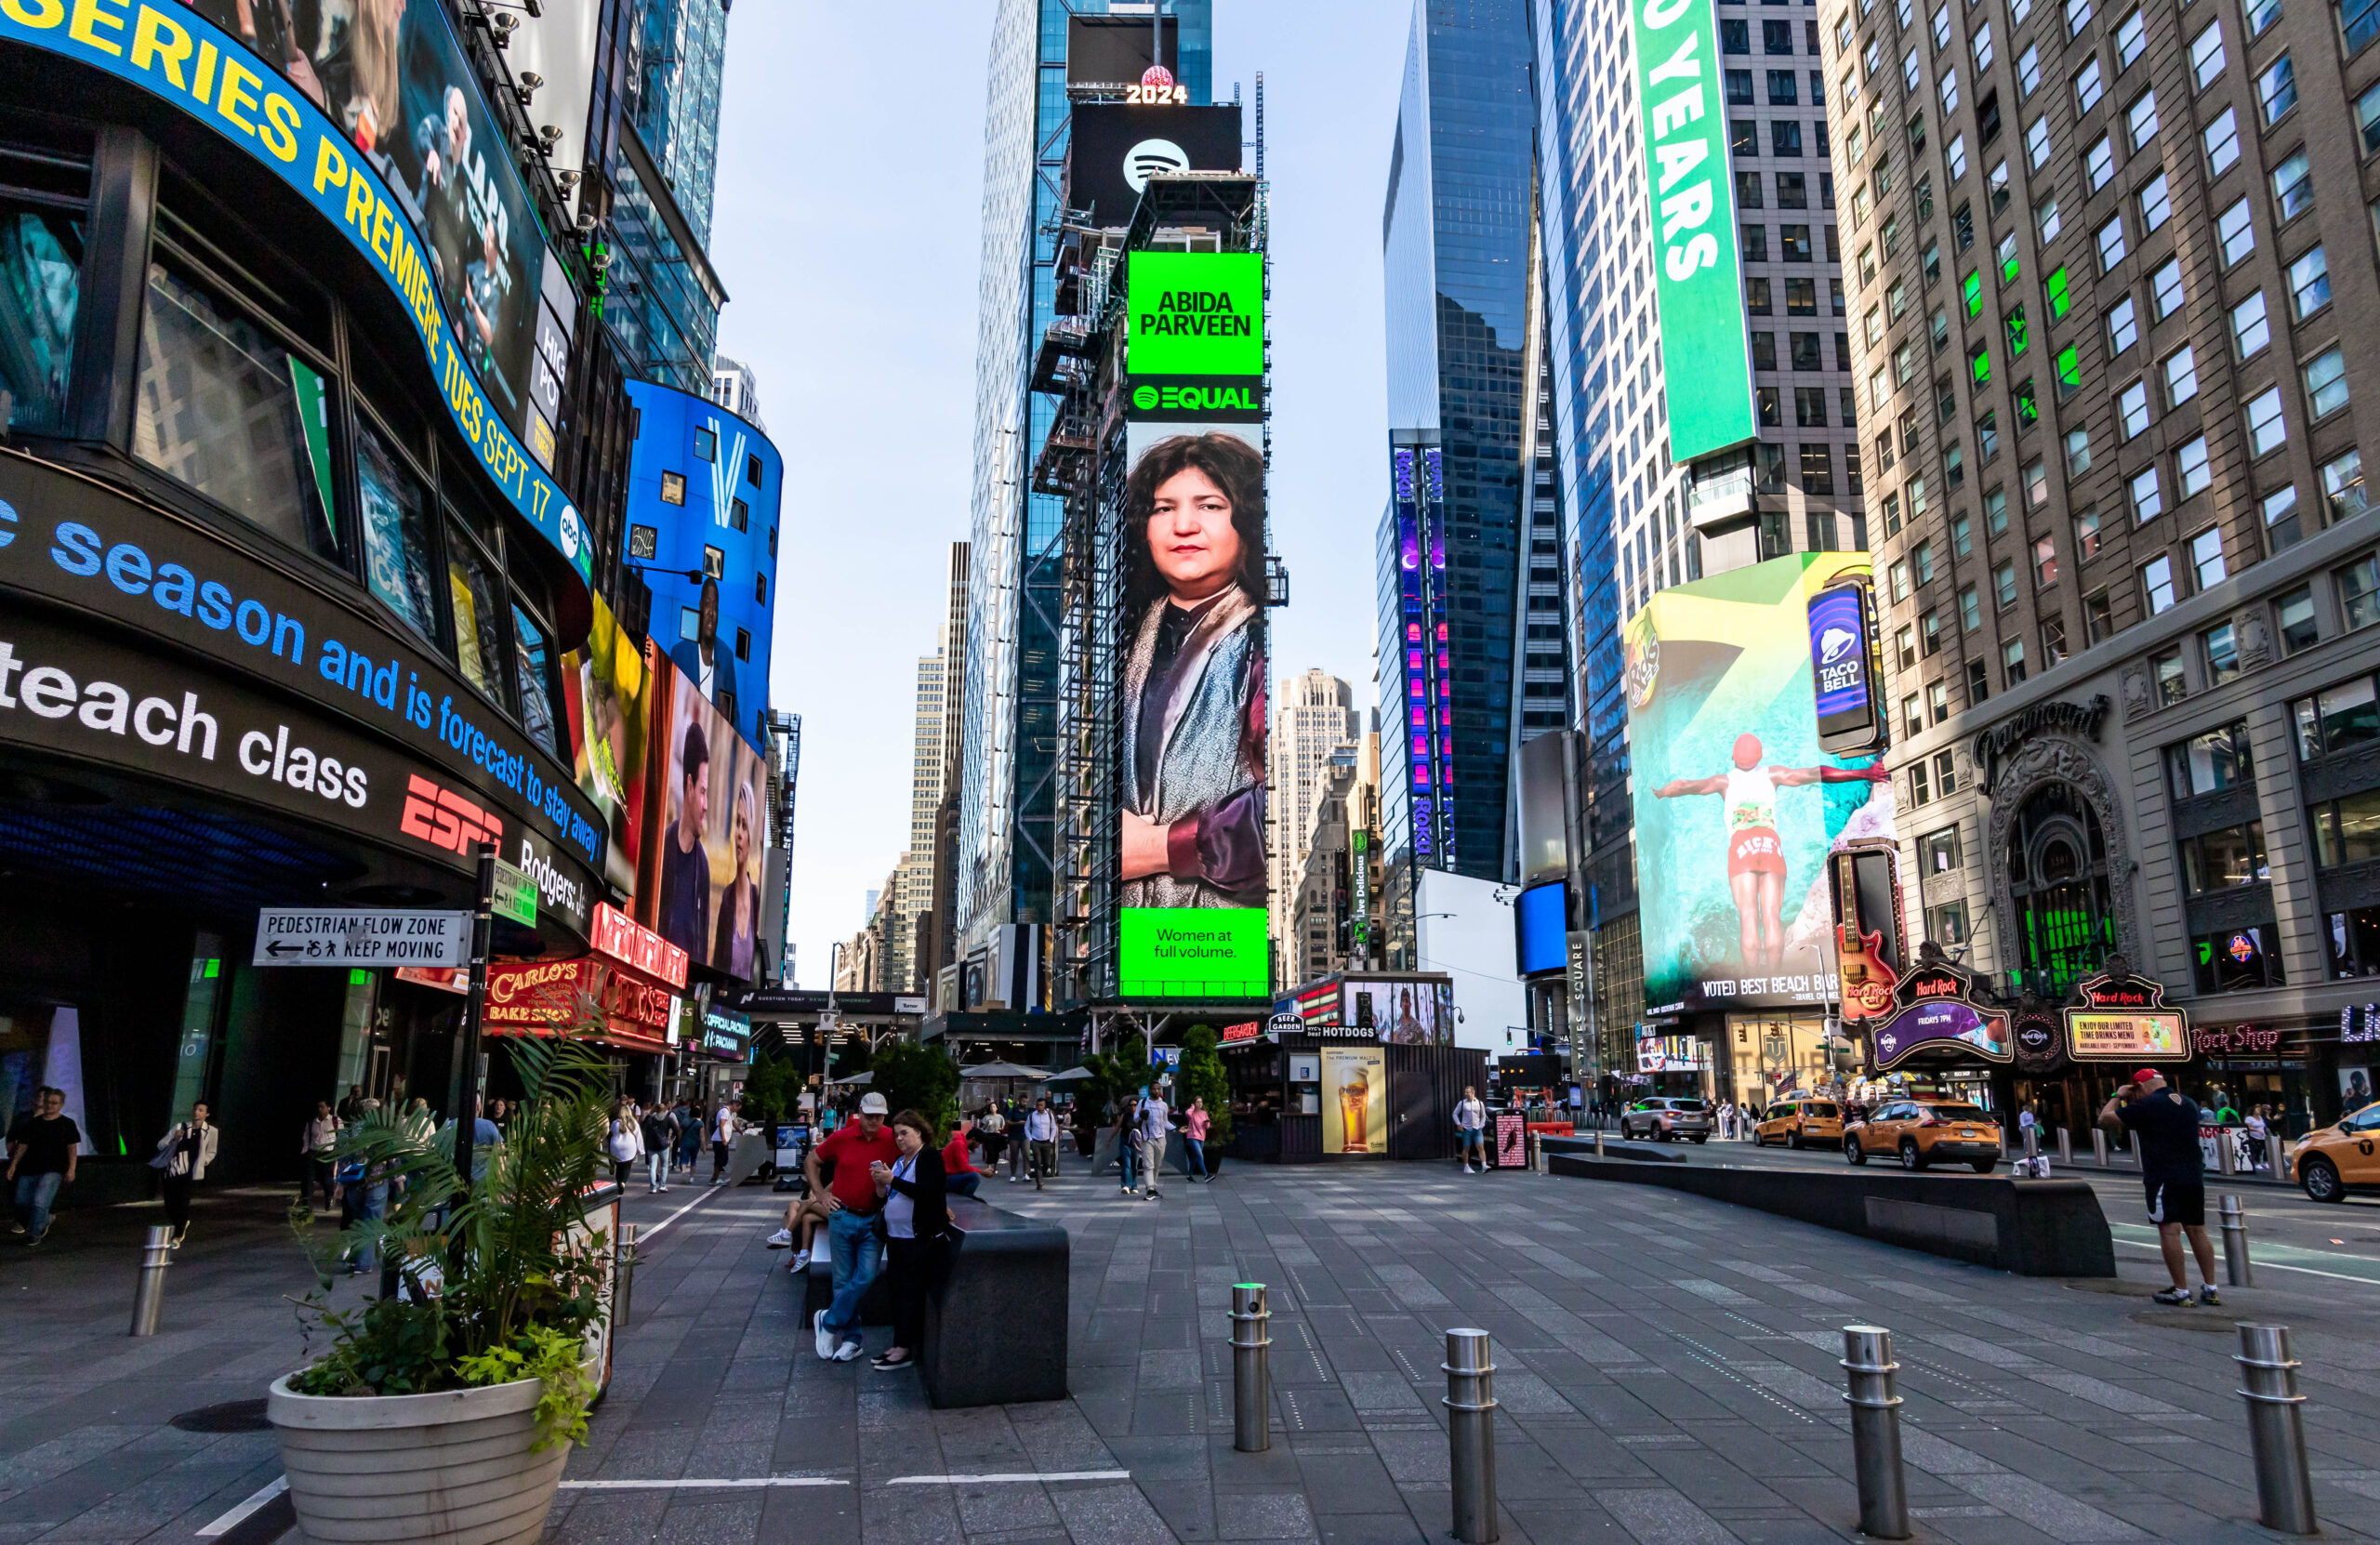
[1653,733,1887,976]
[1117,433,1267,909]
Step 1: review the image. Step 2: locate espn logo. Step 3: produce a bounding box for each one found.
[399,774,502,855]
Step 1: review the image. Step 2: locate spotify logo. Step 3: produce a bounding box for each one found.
[1132,385,1160,410]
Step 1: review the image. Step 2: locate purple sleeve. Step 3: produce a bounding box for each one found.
[1183,783,1265,892]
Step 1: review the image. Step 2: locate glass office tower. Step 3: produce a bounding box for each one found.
[959,0,1214,963]
[1376,0,1537,960]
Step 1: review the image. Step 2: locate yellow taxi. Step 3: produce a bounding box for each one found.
[1754,1099,1844,1150]
[1843,1098,2003,1172]
[2288,1101,2380,1203]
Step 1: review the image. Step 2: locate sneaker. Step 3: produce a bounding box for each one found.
[871,1352,913,1370]
[2198,1285,2223,1306]
[2151,1287,2192,1306]
[7,1223,23,1235]
[1146,1190,1161,1199]
[834,1339,864,1362]
[814,1308,837,1360]
[766,1228,794,1248]
[791,1249,811,1272]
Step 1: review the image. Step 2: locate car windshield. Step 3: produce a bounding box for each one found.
[1805,1103,1839,1116]
[1670,1100,1709,1112]
[1927,1104,1990,1120]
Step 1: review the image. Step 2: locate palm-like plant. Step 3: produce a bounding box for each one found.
[288,969,623,1445]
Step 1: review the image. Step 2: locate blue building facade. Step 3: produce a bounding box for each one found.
[622,379,782,753]
[959,0,1212,956]
[1377,0,1537,957]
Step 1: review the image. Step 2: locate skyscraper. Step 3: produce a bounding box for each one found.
[710,354,765,432]
[1377,0,1538,963]
[959,0,1214,968]
[1269,670,1359,985]
[888,638,948,995]
[629,0,730,246]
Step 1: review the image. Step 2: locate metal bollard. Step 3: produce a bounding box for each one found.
[2220,1129,2239,1176]
[2058,1127,2072,1165]
[2236,1324,2318,1535]
[2023,1124,2042,1162]
[129,1225,173,1337]
[1528,1132,1542,1173]
[2219,1195,2254,1288]
[613,1222,639,1332]
[1593,1127,1606,1158]
[1443,1329,1500,1544]
[1229,1283,1271,1453]
[2092,1128,2109,1167]
[1841,1326,1911,1539]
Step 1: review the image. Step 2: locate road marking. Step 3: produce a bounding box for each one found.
[560,1477,850,1489]
[637,1184,734,1242]
[196,1476,286,1537]
[2110,1235,2380,1284]
[886,1472,1130,1485]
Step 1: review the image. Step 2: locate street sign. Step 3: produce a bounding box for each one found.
[253,909,471,968]
[491,860,537,927]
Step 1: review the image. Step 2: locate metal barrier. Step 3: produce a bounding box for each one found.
[2057,1127,2072,1164]
[2218,1129,2239,1177]
[2091,1128,2109,1167]
[1593,1129,1605,1158]
[129,1224,173,1337]
[613,1222,640,1331]
[2218,1195,2254,1288]
[1230,1283,1271,1453]
[1444,1328,1499,1543]
[1528,1133,1542,1173]
[1840,1325,1911,1539]
[2236,1324,2318,1534]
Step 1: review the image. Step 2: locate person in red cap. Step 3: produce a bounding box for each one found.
[1654,734,1888,976]
[2099,1069,2219,1305]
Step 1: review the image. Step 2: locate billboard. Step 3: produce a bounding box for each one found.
[623,381,782,747]
[1515,881,1567,976]
[1320,1046,1386,1155]
[1066,14,1183,91]
[1625,553,1892,1012]
[560,595,654,895]
[636,655,769,982]
[1342,978,1452,1043]
[1629,0,1757,460]
[1809,582,1886,754]
[1125,249,1264,420]
[1069,103,1243,230]
[1113,416,1269,1000]
[5,0,590,577]
[1516,730,1570,885]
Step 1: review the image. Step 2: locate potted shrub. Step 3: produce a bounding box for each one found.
[271,1011,617,1545]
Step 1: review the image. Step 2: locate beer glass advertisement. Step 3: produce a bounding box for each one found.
[1321,1046,1386,1155]
[1625,553,1895,1014]
[637,660,768,983]
[560,595,652,894]
[182,0,549,442]
[1115,418,1269,998]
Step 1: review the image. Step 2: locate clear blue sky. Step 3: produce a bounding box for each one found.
[709,1,1411,984]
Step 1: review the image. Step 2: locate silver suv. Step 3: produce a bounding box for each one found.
[1619,1097,1713,1143]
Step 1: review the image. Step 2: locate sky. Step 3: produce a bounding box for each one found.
[709,1,1413,987]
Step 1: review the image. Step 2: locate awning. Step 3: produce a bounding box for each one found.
[958,1061,1050,1080]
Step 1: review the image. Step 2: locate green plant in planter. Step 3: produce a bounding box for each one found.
[289,975,619,1449]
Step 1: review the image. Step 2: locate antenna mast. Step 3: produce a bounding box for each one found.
[1255,71,1265,178]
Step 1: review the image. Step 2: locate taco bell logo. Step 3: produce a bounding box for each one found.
[1818,626,1857,665]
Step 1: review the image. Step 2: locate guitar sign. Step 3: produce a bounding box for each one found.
[1832,848,1899,1023]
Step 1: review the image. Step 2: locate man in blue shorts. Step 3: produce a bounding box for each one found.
[2101,1068,2219,1306]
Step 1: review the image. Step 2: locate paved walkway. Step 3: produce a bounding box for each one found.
[5,1160,2379,1543]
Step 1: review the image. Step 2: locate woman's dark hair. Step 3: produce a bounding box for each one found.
[1121,432,1268,626]
[891,1108,933,1142]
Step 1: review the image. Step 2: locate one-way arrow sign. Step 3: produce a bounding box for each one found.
[253,908,472,969]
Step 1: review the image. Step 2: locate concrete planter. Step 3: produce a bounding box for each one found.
[266,1373,569,1545]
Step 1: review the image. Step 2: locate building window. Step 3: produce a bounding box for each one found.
[2143,554,2179,613]
[2245,388,2288,456]
[2289,244,2331,318]
[2294,674,2380,758]
[2336,551,2380,629]
[2086,590,2114,644]
[2006,783,2116,992]
[2108,297,2138,354]
[2130,467,2163,522]
[2194,926,2282,992]
[2202,620,2243,684]
[2153,646,2188,705]
[2003,636,2028,684]
[1911,759,1933,806]
[2190,527,2228,589]
[2191,20,2227,86]
[2167,720,2254,797]
[661,470,688,505]
[2307,350,2350,419]
[2077,506,2102,559]
[2178,436,2212,498]
[2121,380,2152,438]
[2277,584,2319,653]
[2324,450,2369,524]
[2204,107,2240,174]
[2264,486,2302,551]
[2231,291,2269,358]
[1952,512,1973,556]
[1993,559,2017,607]
[2151,258,2186,320]
[2311,790,2380,866]
[2087,134,2114,191]
[2076,57,2106,113]
[1921,826,1964,873]
[2043,614,2069,666]
[2165,346,2200,407]
[2218,199,2255,265]
[1927,900,1971,944]
[2259,55,2298,124]
[2066,428,2093,476]
[2034,535,2058,588]
[1959,585,1981,631]
[1967,659,1990,705]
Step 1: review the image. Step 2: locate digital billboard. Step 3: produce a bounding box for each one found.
[1342,978,1453,1043]
[1629,0,1757,461]
[622,381,782,749]
[1125,249,1264,420]
[636,654,769,983]
[1625,553,1893,1013]
[3,0,590,579]
[1321,1046,1386,1155]
[1113,413,1269,1000]
[1514,881,1567,976]
[1066,14,1183,90]
[1809,582,1886,754]
[560,595,653,895]
[1069,103,1244,230]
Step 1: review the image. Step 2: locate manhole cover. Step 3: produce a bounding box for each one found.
[169,1398,271,1433]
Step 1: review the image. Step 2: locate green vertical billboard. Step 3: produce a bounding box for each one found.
[1127,250,1266,420]
[1631,0,1758,460]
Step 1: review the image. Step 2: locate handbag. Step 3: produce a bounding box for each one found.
[608,1123,638,1162]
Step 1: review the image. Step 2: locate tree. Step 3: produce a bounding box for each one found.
[1079,1025,1150,1128]
[1177,1023,1232,1145]
[870,1038,959,1140]
[738,1050,803,1131]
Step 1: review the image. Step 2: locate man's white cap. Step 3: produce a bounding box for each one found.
[859,1091,889,1115]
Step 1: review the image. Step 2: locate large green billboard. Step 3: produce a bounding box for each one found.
[1623,554,1894,1015]
[1119,907,1268,998]
[1630,0,1758,460]
[1127,250,1265,420]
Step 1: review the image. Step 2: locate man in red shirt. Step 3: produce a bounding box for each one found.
[806,1091,901,1361]
[942,1116,982,1198]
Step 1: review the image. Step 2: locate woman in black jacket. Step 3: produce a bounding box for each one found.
[868,1109,948,1371]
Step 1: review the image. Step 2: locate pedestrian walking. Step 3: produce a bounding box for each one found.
[607,1102,643,1189]
[300,1100,338,1213]
[1135,1087,1170,1200]
[810,1091,900,1363]
[1182,1097,1212,1183]
[711,1097,743,1185]
[2245,1104,2270,1170]
[1072,1098,1098,1158]
[977,1103,1007,1178]
[868,1108,948,1372]
[1453,1085,1487,1172]
[153,1104,218,1247]
[677,1097,704,1179]
[336,1084,367,1122]
[2100,1069,2222,1306]
[1025,1096,1059,1188]
[7,1087,78,1245]
[942,1116,983,1197]
[640,1103,678,1194]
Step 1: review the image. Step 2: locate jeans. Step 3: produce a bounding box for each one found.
[647,1152,669,1190]
[13,1171,62,1235]
[346,1181,388,1274]
[947,1171,981,1197]
[303,1158,335,1211]
[824,1207,884,1337]
[1182,1138,1207,1179]
[1117,1135,1139,1190]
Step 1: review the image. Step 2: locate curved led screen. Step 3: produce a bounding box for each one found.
[1514,880,1566,976]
